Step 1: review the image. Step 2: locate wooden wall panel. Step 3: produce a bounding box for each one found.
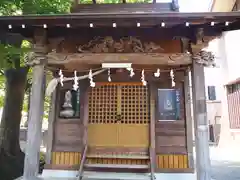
[156,154,188,169]
[52,80,88,152]
[86,158,149,165]
[154,71,189,171]
[53,120,84,152]
[155,121,187,154]
[154,72,187,155]
[50,152,188,171]
[51,152,81,167]
[156,136,186,147]
[49,151,149,170]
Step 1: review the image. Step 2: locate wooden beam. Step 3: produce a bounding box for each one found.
[184,70,194,169]
[190,28,218,55]
[45,89,57,165]
[47,53,192,66]
[191,61,211,180]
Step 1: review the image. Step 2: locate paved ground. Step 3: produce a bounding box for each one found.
[209,146,240,180]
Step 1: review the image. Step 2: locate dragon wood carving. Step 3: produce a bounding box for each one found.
[77,36,164,53]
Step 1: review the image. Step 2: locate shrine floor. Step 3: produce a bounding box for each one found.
[25,171,199,180]
[16,146,240,180]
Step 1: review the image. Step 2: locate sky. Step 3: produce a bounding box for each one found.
[159,0,212,12]
[179,0,212,12]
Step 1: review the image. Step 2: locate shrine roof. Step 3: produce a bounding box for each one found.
[1,11,240,38]
[226,77,240,86]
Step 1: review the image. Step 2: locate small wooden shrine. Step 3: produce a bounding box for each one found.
[1,1,240,180]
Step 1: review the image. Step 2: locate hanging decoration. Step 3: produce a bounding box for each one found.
[89,69,96,87]
[141,69,147,86]
[108,68,111,82]
[46,69,106,96]
[154,68,161,77]
[46,67,188,97]
[170,69,175,87]
[127,68,135,77]
[73,70,79,91]
[130,68,135,77]
[59,69,64,86]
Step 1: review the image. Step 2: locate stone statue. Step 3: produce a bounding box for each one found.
[60,90,75,118]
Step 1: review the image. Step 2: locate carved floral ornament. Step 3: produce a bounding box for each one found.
[77,36,164,53]
[192,50,216,67]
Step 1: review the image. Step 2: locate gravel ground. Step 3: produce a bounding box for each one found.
[209,146,240,180]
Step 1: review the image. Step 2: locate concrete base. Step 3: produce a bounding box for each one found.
[41,169,197,180]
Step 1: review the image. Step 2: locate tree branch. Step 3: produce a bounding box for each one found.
[0,70,4,76]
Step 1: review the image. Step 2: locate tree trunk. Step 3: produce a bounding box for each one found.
[0,67,28,180]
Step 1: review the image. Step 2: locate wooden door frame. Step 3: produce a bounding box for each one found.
[149,84,156,173]
[87,82,151,157]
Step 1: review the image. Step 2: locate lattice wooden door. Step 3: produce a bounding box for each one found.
[88,82,150,159]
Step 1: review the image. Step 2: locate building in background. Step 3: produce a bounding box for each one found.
[211,0,236,12]
[210,0,240,147]
[226,79,240,132]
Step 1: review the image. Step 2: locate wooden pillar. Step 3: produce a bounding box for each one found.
[184,69,194,169]
[45,89,57,165]
[191,61,211,180]
[23,30,48,180]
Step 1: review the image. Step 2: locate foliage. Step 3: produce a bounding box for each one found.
[0,0,72,117]
[0,43,30,69]
[0,0,153,117]
[0,0,71,15]
[0,1,68,179]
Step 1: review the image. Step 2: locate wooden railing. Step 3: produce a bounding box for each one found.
[78,144,88,180]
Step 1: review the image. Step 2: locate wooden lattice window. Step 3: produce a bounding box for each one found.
[88,84,118,124]
[88,83,150,124]
[120,85,150,124]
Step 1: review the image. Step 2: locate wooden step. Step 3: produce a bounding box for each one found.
[84,164,149,169]
[87,154,150,159]
[82,171,151,180]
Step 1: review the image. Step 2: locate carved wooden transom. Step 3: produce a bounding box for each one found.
[78,36,164,53]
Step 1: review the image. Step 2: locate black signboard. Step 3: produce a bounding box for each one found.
[157,89,181,121]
